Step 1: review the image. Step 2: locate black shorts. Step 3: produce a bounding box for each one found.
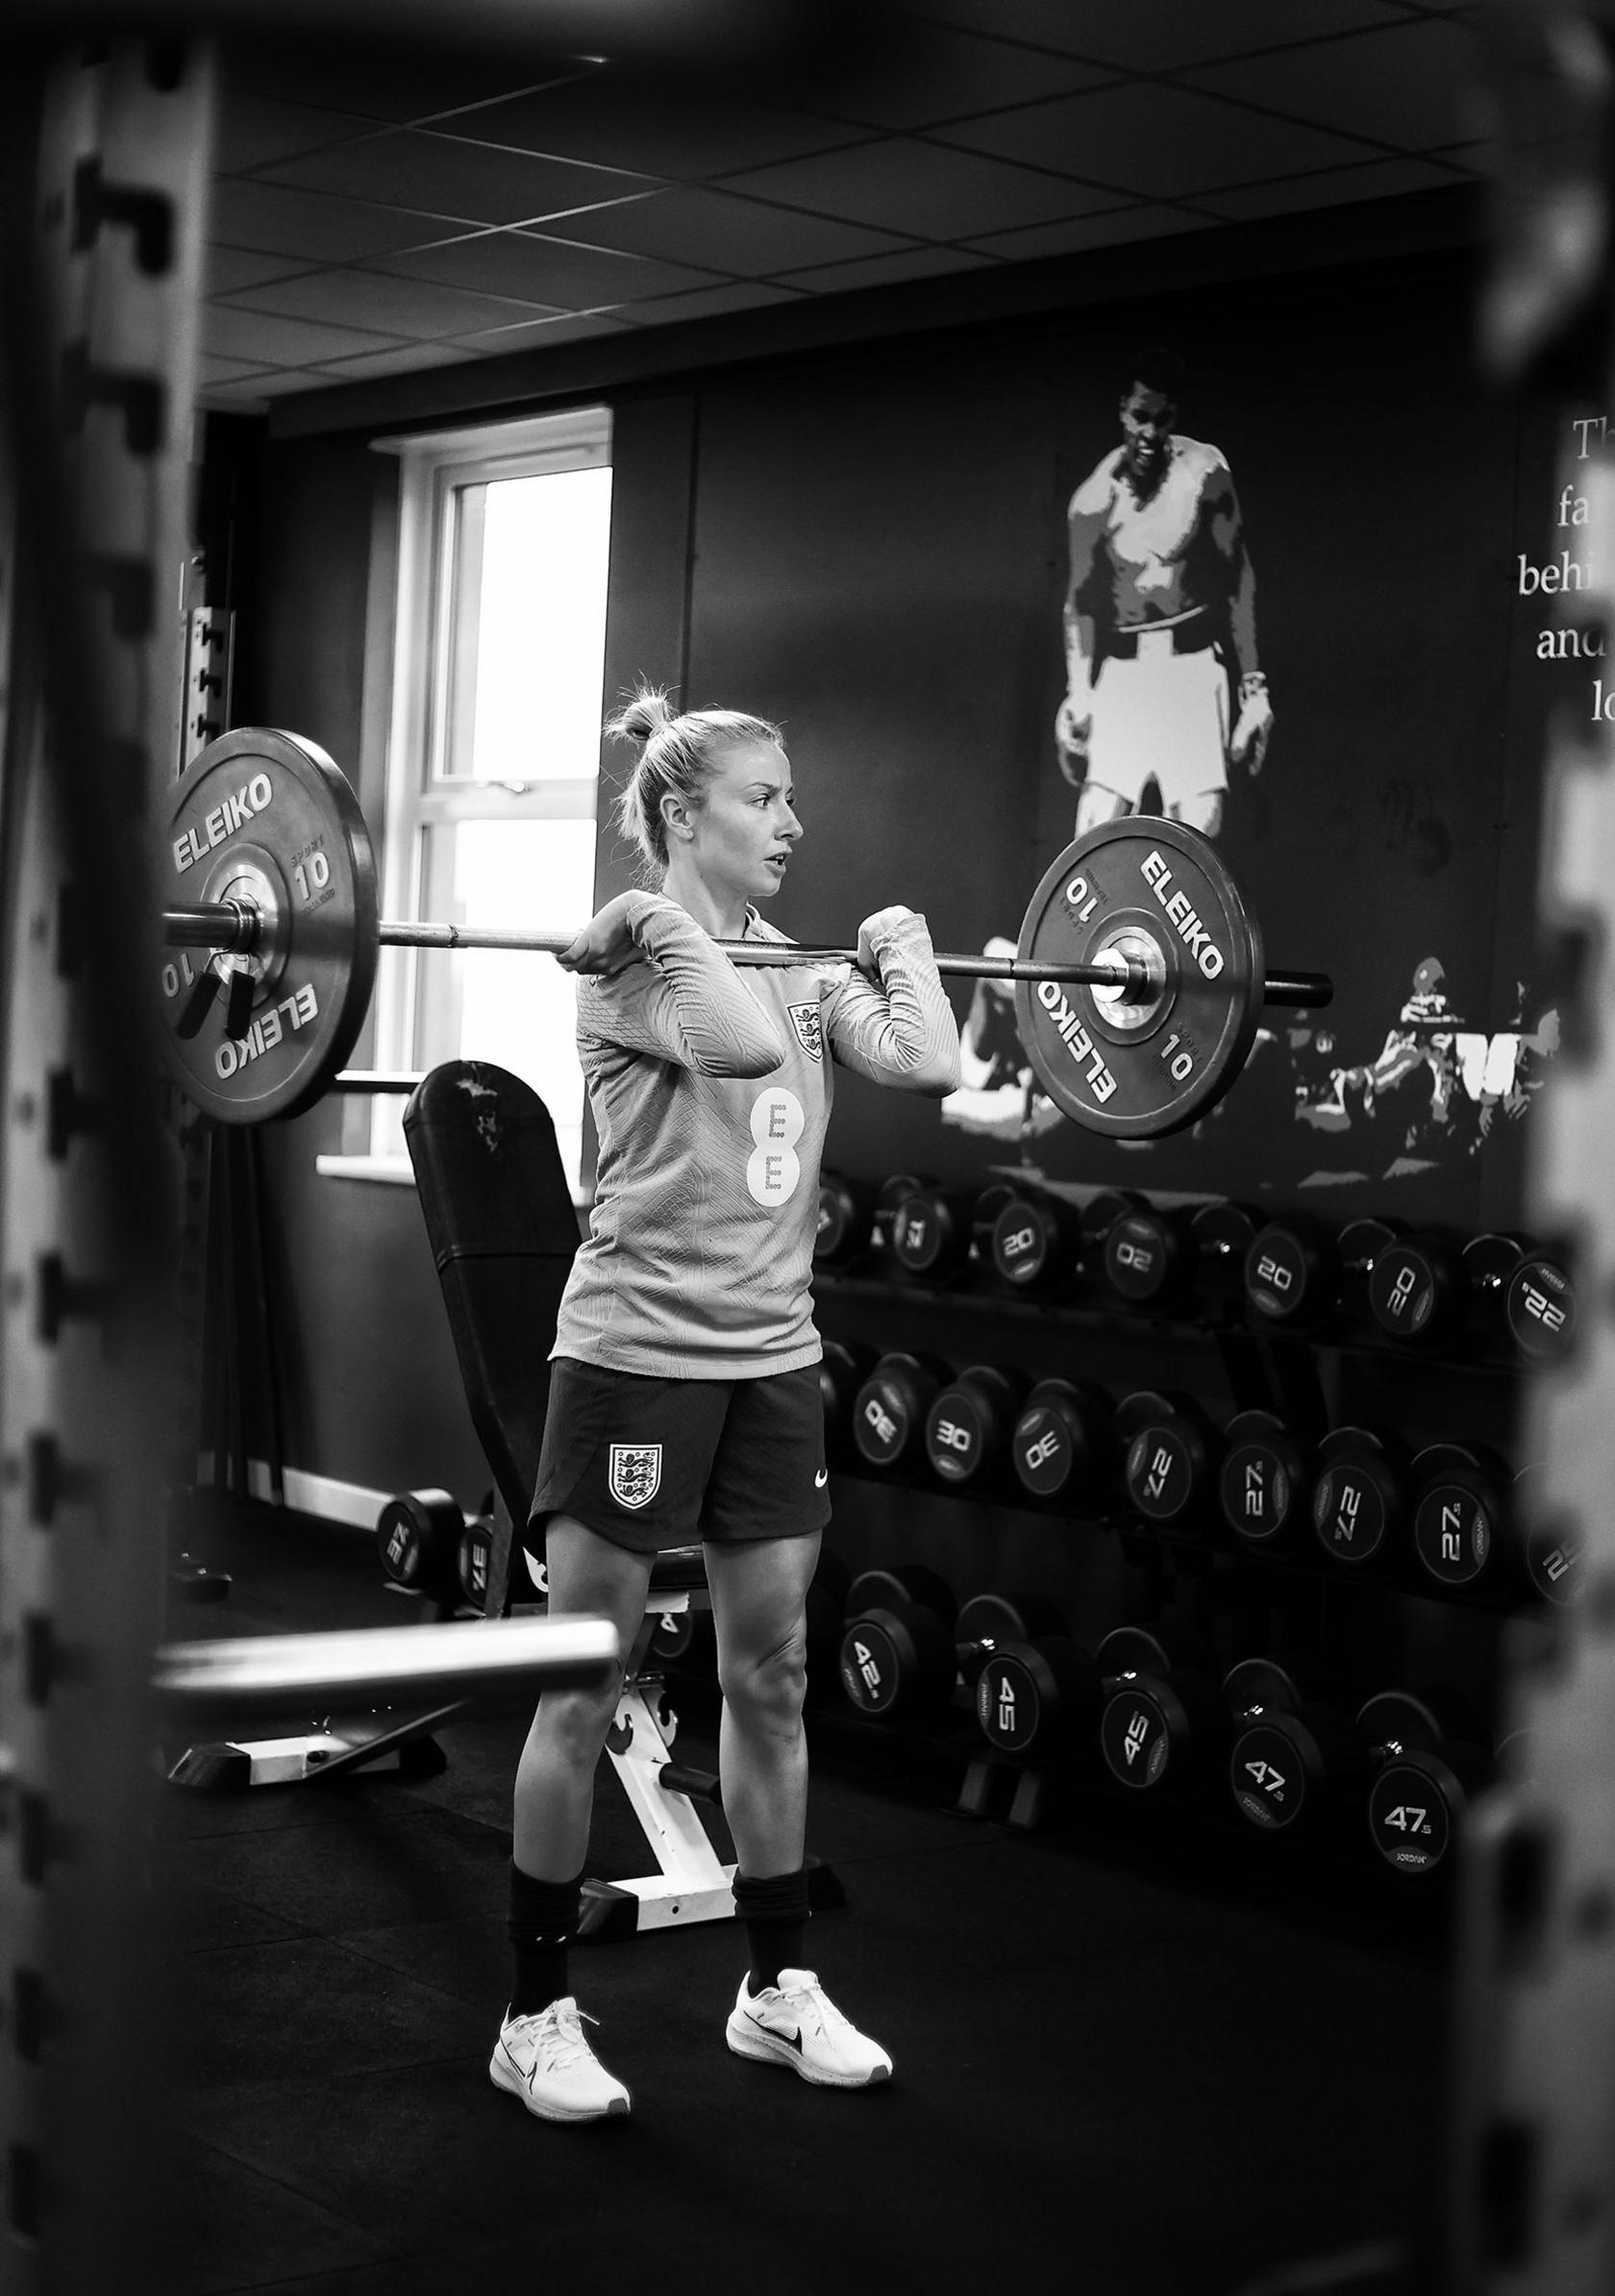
[529,1358,832,1557]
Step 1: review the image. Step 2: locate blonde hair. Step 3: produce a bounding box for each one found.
[606,685,783,874]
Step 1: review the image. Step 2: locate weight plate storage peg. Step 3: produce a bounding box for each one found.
[160,728,379,1123]
[1010,1378,1115,1507]
[1014,818,1266,1137]
[1217,1411,1313,1554]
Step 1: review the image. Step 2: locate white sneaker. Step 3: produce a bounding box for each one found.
[725,1968,893,2088]
[489,1998,632,2122]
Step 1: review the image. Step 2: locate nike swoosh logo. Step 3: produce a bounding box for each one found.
[815,1469,830,1488]
[750,2012,804,2051]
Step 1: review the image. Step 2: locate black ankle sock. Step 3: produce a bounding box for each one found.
[733,1865,811,1993]
[508,1863,584,2017]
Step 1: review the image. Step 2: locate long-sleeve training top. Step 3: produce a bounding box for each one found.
[553,891,961,1378]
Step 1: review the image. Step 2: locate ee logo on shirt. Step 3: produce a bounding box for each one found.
[747,1088,805,1207]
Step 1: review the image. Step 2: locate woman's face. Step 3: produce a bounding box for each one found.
[677,738,801,908]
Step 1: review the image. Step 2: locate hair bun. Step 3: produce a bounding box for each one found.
[606,686,676,745]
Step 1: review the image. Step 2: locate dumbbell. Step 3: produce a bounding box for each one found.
[1359,1689,1492,1876]
[1409,1443,1515,1596]
[1225,1658,1367,1836]
[924,1364,1029,1492]
[851,1351,953,1474]
[1311,1427,1412,1572]
[987,1189,1083,1295]
[1241,1214,1396,1334]
[376,1487,467,1606]
[1504,1249,1577,1363]
[1512,1463,1584,1607]
[1366,1229,1476,1348]
[836,1566,957,1720]
[1117,1391,1221,1533]
[1217,1411,1313,1555]
[971,1595,1099,1759]
[456,1509,498,1611]
[886,1180,1014,1285]
[1095,1624,1223,1793]
[814,1173,875,1270]
[1187,1199,1260,1322]
[1009,1378,1116,1509]
[819,1340,876,1465]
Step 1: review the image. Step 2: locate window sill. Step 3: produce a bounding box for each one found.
[314,1153,415,1186]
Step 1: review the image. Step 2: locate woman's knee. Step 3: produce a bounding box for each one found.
[719,1629,808,1727]
[531,1677,622,1766]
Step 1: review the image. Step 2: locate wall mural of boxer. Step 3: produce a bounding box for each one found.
[941,334,1559,1206]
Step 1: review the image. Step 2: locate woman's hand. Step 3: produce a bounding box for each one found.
[855,904,917,976]
[557,893,646,977]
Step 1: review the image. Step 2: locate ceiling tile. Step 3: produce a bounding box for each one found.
[365,231,722,309]
[257,131,661,231]
[909,0,1410,70]
[220,266,563,338]
[961,205,1213,260]
[214,95,381,174]
[791,22,1115,130]
[439,75,872,180]
[614,281,807,326]
[940,83,1378,196]
[197,353,278,383]
[722,136,1126,239]
[209,177,465,261]
[1195,154,1467,220]
[446,311,639,354]
[307,342,481,380]
[204,244,316,295]
[1182,19,1480,152]
[772,243,998,293]
[222,41,586,126]
[201,304,409,366]
[238,369,341,397]
[559,186,917,274]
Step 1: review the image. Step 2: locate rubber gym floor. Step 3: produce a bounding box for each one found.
[153,1499,1447,2296]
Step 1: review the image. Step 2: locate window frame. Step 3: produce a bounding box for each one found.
[321,405,611,1188]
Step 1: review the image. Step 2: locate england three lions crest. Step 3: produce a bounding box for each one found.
[609,1444,662,1510]
[787,1000,824,1062]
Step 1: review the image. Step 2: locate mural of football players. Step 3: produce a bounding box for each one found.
[1301,956,1459,1147]
[1056,351,1273,841]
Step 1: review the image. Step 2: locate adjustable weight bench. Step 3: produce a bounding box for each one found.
[402,1059,739,1936]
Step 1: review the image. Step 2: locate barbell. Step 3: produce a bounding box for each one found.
[158,728,1332,1138]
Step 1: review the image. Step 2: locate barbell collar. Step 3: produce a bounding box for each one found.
[164,902,1331,1005]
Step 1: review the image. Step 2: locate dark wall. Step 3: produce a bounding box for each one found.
[221,231,1553,1628]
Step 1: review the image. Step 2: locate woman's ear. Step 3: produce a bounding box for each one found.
[659,788,695,845]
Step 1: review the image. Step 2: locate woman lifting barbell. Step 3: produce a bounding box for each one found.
[491,688,960,2123]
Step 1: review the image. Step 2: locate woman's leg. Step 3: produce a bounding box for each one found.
[512,1516,653,1877]
[705,1530,821,1878]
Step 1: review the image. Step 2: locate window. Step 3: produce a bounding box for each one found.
[362,406,611,1192]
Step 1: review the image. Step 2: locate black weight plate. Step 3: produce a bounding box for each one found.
[1100,1686,1173,1788]
[1015,819,1263,1138]
[1230,1719,1308,1830]
[161,728,378,1123]
[1367,1759,1454,1873]
[1505,1256,1576,1360]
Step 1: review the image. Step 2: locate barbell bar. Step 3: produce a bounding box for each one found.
[152,1614,621,1712]
[158,727,1333,1137]
[163,899,1329,1003]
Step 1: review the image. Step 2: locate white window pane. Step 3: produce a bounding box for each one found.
[448,466,612,784]
[412,818,597,1189]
